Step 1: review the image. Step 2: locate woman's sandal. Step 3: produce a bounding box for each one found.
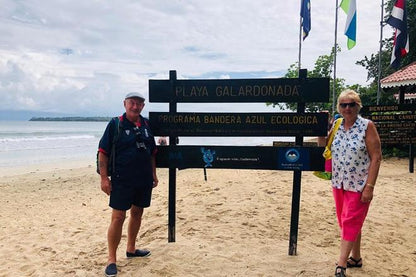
[335,266,347,277]
[347,256,363,268]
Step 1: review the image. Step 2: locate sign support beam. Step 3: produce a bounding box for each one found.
[289,69,306,255]
[168,70,177,242]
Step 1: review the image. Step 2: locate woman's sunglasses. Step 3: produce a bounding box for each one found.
[339,102,356,108]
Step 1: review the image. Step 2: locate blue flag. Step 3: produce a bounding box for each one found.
[300,0,311,40]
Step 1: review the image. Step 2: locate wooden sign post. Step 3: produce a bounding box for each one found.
[149,70,330,255]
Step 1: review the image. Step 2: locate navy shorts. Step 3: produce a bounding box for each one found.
[109,176,153,210]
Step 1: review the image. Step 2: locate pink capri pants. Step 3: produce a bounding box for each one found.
[333,188,370,242]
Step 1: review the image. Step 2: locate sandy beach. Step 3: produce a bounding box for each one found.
[0,158,415,276]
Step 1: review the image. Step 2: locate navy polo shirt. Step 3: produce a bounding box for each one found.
[98,113,156,186]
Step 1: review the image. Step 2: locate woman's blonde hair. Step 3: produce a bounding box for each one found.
[337,89,362,113]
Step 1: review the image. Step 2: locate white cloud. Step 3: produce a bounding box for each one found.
[0,0,385,116]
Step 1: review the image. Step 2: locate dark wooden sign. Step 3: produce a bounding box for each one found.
[150,70,330,255]
[362,104,416,145]
[365,114,416,122]
[379,131,416,137]
[378,134,416,144]
[375,121,416,130]
[149,112,328,137]
[149,77,329,103]
[156,145,325,171]
[361,104,416,114]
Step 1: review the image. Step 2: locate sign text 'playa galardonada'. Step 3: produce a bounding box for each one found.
[149,78,329,103]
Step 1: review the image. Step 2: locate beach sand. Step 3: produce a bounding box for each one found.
[0,158,415,276]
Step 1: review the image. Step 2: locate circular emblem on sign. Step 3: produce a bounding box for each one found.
[201,147,216,167]
[285,148,300,163]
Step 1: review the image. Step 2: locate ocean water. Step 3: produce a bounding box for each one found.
[0,121,108,168]
[0,120,294,168]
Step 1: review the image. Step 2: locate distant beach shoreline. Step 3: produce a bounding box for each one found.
[29,116,111,121]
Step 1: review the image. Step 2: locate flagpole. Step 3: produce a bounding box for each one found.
[333,0,339,115]
[377,0,385,105]
[298,0,303,75]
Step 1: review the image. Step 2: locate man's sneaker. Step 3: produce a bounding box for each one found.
[105,263,117,277]
[126,249,151,258]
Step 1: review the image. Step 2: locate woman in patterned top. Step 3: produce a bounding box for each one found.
[331,90,382,277]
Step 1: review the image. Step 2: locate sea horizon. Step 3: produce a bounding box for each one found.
[0,120,297,169]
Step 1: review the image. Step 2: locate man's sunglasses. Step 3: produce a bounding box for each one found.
[339,102,357,108]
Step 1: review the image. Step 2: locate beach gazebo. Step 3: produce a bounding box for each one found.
[381,61,416,103]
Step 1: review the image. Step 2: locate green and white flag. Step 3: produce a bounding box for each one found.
[340,0,356,49]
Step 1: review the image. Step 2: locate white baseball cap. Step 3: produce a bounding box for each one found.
[125,92,145,101]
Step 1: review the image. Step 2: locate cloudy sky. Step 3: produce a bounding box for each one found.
[0,0,391,117]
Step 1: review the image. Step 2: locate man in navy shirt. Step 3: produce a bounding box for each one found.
[98,92,158,277]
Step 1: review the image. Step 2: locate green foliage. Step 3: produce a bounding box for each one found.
[267,46,345,114]
[356,0,416,84]
[352,82,396,106]
[382,145,410,158]
[355,39,394,83]
[270,0,415,119]
[269,0,415,156]
[353,0,416,112]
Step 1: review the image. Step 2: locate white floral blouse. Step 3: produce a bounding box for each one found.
[331,116,370,192]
